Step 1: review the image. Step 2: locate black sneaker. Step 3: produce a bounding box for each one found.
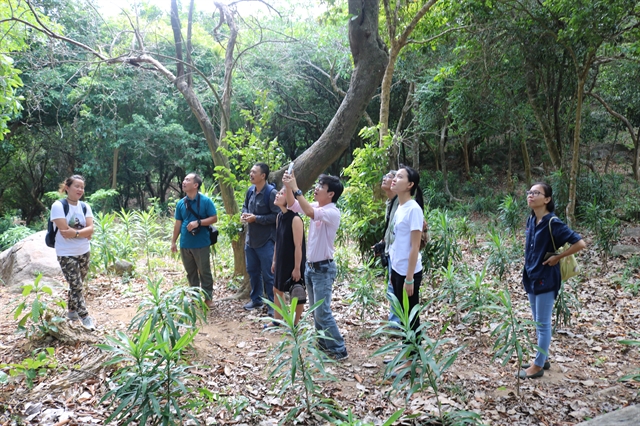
[332,350,349,361]
[243,301,264,311]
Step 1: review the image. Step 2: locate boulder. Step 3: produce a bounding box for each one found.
[576,405,640,426]
[0,230,65,293]
[112,259,134,276]
[622,227,640,238]
[611,245,640,257]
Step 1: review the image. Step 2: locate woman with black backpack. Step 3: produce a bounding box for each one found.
[49,175,96,330]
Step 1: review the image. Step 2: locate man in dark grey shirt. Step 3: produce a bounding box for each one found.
[241,162,279,316]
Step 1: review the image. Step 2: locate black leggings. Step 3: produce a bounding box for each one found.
[390,268,423,340]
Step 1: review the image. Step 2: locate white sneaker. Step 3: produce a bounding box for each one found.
[81,316,96,330]
[67,311,80,321]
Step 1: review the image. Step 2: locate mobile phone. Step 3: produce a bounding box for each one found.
[287,162,294,174]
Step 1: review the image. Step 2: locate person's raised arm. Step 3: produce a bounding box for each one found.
[283,171,315,219]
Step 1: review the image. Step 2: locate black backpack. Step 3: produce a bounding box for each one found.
[45,199,87,248]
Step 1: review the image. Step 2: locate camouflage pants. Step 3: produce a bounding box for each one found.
[58,252,91,318]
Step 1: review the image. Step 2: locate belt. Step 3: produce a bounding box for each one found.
[307,259,333,269]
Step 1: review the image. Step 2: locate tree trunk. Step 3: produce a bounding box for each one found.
[111,147,119,190]
[520,132,532,187]
[461,134,471,179]
[439,114,456,201]
[566,74,587,227]
[274,0,389,191]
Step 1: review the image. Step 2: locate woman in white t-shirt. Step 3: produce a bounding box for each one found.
[50,175,95,329]
[389,165,424,352]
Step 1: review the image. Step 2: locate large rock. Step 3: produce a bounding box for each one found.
[0,230,65,293]
[622,227,640,238]
[576,405,640,426]
[611,245,640,257]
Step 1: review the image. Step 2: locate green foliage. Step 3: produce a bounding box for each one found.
[618,339,640,386]
[132,208,163,274]
[580,199,621,270]
[615,255,640,296]
[92,212,118,273]
[0,54,23,140]
[265,296,339,423]
[487,288,537,397]
[0,347,57,389]
[217,90,287,192]
[12,274,66,338]
[86,189,119,213]
[484,227,521,281]
[433,261,465,323]
[341,141,391,261]
[98,316,199,425]
[423,209,462,273]
[498,194,523,235]
[553,283,581,333]
[459,265,495,325]
[0,225,34,251]
[129,277,207,347]
[373,293,478,424]
[347,264,380,321]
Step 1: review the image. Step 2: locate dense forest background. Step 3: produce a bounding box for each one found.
[0,0,638,231]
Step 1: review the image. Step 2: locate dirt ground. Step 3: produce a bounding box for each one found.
[1,230,639,425]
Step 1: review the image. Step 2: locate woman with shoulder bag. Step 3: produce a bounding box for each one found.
[520,182,586,379]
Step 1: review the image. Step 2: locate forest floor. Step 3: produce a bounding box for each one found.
[1,229,639,425]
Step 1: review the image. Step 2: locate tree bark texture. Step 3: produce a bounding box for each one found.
[277,0,389,191]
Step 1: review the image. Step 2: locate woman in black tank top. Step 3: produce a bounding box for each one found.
[271,187,306,325]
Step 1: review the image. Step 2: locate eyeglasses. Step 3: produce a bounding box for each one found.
[382,173,395,181]
[526,190,543,197]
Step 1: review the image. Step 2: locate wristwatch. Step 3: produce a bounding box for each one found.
[75,231,79,238]
[293,189,303,198]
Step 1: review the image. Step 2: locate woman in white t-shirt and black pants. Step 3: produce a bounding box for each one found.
[50,175,96,329]
[389,165,424,347]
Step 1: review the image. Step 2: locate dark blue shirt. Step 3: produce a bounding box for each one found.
[242,183,278,248]
[523,213,582,295]
[175,193,217,249]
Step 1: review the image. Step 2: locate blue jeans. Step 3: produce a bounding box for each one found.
[246,241,275,305]
[528,291,555,367]
[306,261,346,355]
[386,258,400,323]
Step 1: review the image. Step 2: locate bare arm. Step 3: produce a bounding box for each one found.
[543,239,587,266]
[404,229,422,297]
[292,216,304,281]
[171,220,182,253]
[283,171,315,219]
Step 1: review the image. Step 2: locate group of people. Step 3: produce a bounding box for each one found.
[50,167,586,375]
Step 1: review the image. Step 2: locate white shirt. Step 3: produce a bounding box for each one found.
[50,200,93,257]
[389,199,423,276]
[288,200,340,263]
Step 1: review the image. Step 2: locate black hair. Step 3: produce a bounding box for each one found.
[59,174,85,194]
[530,182,555,215]
[255,162,270,179]
[189,173,203,190]
[398,164,424,211]
[318,174,344,203]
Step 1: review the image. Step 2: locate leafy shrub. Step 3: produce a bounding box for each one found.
[580,199,621,270]
[0,225,35,251]
[423,209,461,272]
[0,347,57,389]
[13,274,67,339]
[266,296,339,423]
[341,141,390,260]
[498,194,523,235]
[373,293,479,424]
